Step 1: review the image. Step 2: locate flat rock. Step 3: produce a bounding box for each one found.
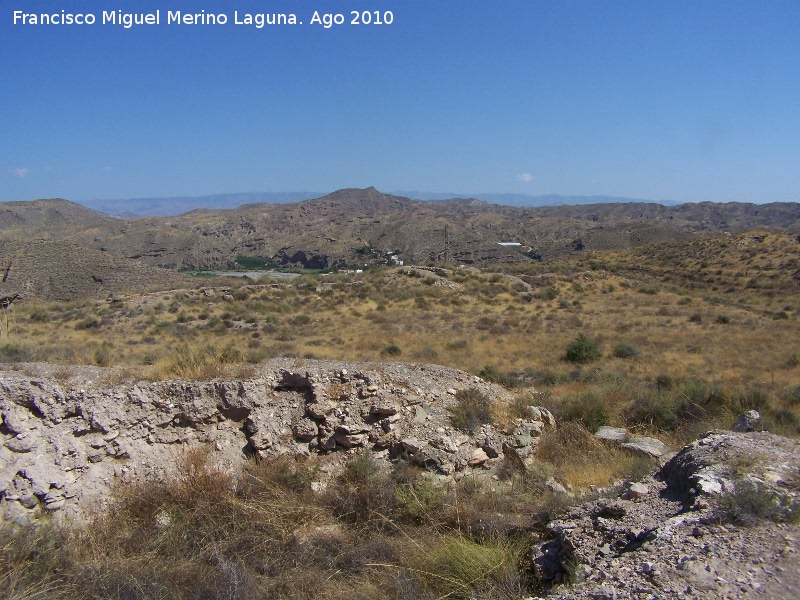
[595,426,628,443]
[622,436,668,457]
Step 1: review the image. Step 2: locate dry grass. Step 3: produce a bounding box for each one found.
[3,230,799,492]
[0,450,555,599]
[8,237,799,393]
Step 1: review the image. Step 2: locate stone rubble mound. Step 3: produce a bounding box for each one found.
[0,359,554,522]
[530,429,800,599]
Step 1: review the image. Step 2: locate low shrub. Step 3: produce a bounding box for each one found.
[675,381,728,421]
[563,333,601,363]
[478,365,521,389]
[448,388,493,432]
[557,391,609,432]
[325,451,395,527]
[0,342,36,362]
[93,343,114,367]
[535,286,558,301]
[718,479,800,525]
[380,344,402,357]
[395,476,445,525]
[786,385,800,405]
[654,374,674,390]
[626,393,679,431]
[29,308,50,322]
[612,340,640,359]
[74,316,101,330]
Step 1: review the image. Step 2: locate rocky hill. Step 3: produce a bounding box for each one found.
[2,189,799,273]
[0,238,192,301]
[0,198,114,235]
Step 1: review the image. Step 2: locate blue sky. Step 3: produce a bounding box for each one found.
[2,0,799,204]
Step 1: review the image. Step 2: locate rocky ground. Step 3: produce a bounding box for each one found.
[530,430,800,599]
[2,359,798,599]
[0,359,553,523]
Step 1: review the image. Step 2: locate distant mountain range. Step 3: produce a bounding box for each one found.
[84,192,324,217]
[393,192,680,208]
[83,191,679,217]
[3,188,799,279]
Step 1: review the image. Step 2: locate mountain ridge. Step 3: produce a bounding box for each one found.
[77,190,683,217]
[2,188,799,277]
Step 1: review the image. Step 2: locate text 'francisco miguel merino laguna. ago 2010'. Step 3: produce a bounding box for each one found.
[13,10,395,29]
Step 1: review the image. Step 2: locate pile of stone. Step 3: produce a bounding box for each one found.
[1,359,554,522]
[529,428,800,599]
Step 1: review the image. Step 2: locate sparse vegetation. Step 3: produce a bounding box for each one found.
[2,225,800,598]
[448,388,493,432]
[718,478,800,525]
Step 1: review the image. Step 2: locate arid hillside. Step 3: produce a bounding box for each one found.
[2,189,799,272]
[0,238,192,301]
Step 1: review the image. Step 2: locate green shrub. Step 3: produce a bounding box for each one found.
[626,394,679,431]
[448,388,493,432]
[93,343,113,367]
[142,352,159,366]
[290,314,312,326]
[718,479,800,525]
[29,308,50,323]
[733,388,772,414]
[0,342,36,362]
[530,369,564,387]
[772,408,799,430]
[75,316,101,330]
[326,451,395,527]
[688,313,703,323]
[446,339,468,351]
[558,391,609,432]
[787,353,800,367]
[418,346,439,360]
[478,365,521,389]
[612,340,640,359]
[787,385,800,405]
[219,346,242,364]
[563,333,601,363]
[676,381,729,420]
[395,476,445,524]
[535,286,558,301]
[380,343,402,357]
[715,314,731,324]
[654,374,674,390]
[510,393,540,419]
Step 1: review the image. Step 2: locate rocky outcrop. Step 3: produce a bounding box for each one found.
[530,430,800,599]
[0,359,554,522]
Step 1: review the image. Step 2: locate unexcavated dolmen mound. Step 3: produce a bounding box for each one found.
[0,359,555,522]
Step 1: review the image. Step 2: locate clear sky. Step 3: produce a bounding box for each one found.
[2,0,799,204]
